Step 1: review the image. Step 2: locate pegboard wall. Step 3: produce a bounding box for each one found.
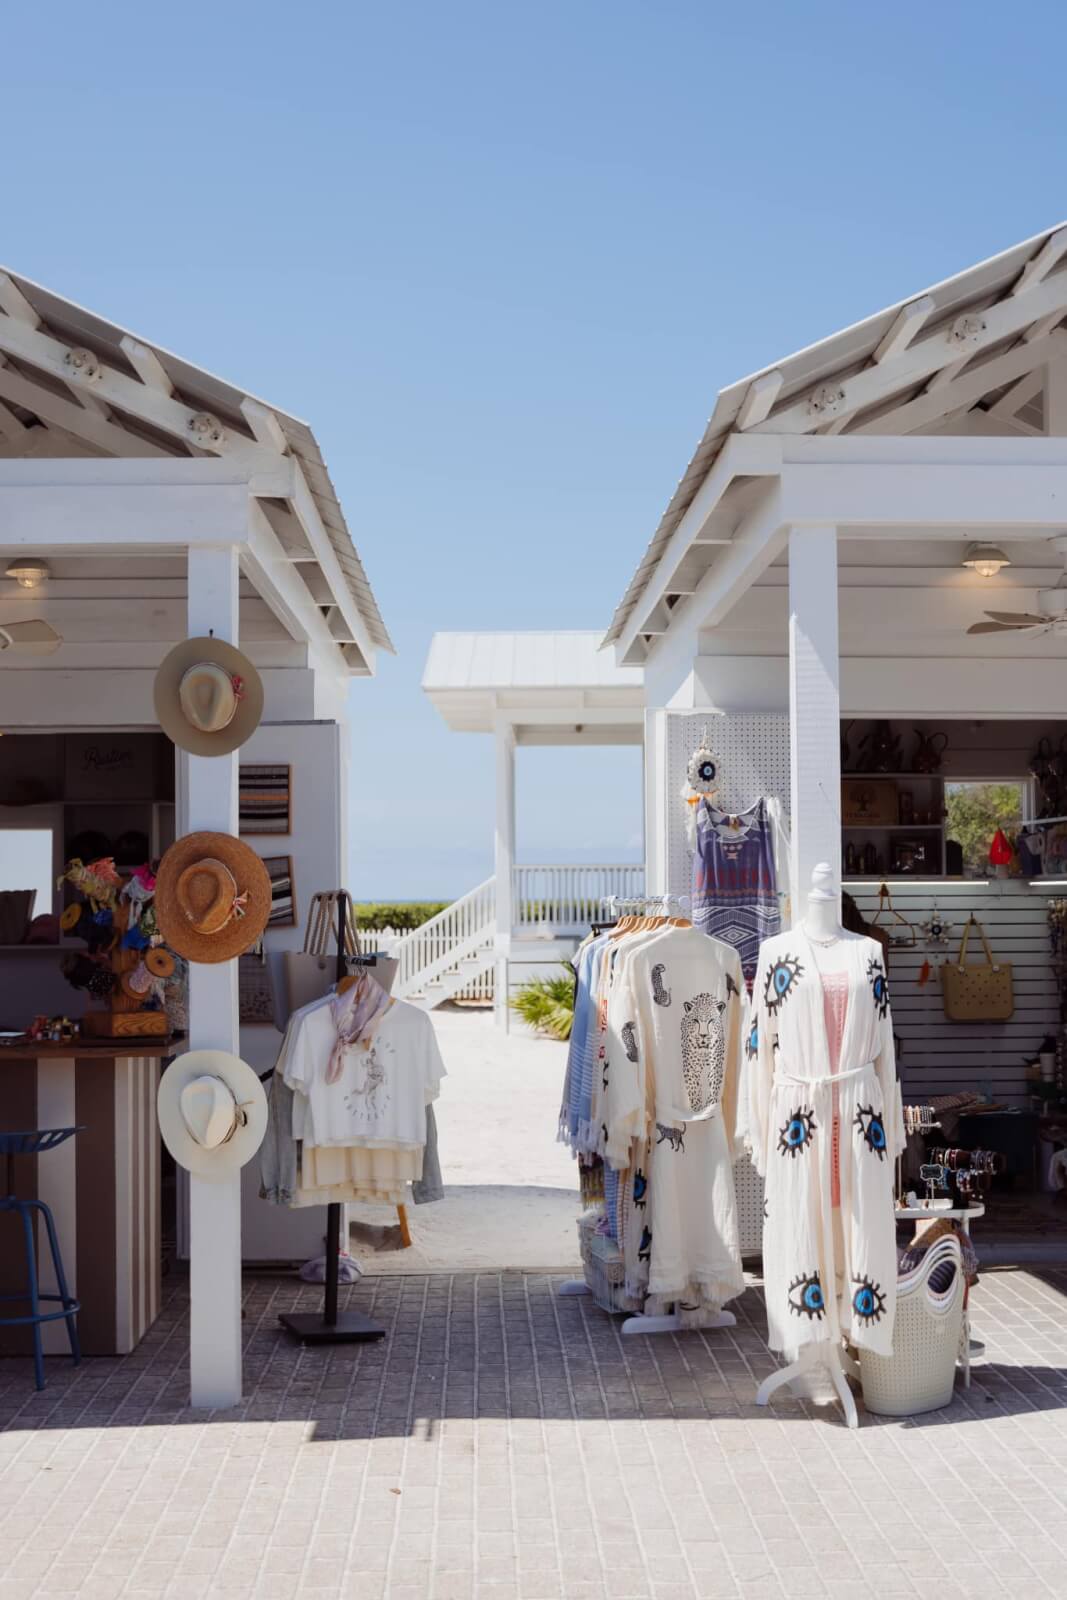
[666,712,791,898]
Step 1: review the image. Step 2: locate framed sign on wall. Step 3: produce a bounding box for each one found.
[262,855,296,927]
[239,764,291,835]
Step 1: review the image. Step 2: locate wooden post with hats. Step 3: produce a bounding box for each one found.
[183,544,244,1409]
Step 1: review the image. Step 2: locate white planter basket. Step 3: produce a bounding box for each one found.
[859,1235,965,1417]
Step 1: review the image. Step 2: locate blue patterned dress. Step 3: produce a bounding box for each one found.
[692,797,780,989]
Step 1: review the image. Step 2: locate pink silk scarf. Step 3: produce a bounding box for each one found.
[326,972,394,1084]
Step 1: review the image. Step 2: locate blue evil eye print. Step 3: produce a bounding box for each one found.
[632,1168,648,1208]
[745,1019,759,1061]
[787,1272,826,1321]
[778,1106,818,1159]
[696,759,716,784]
[851,1276,887,1326]
[867,956,890,1020]
[855,1104,888,1160]
[763,955,805,1015]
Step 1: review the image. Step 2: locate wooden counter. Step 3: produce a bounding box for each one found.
[0,1041,173,1356]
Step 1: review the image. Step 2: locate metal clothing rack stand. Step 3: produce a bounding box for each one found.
[278,889,386,1345]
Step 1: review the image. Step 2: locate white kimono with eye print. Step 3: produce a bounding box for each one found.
[604,925,746,1317]
[750,930,904,1358]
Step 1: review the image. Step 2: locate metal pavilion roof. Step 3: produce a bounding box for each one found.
[0,266,393,659]
[604,222,1067,650]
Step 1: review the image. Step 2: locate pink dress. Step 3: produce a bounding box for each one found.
[821,971,850,1208]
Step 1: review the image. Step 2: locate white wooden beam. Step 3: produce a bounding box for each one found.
[241,399,289,454]
[0,273,39,326]
[183,544,243,1410]
[855,333,1066,436]
[643,486,786,655]
[872,295,935,363]
[0,364,164,458]
[1024,309,1067,344]
[923,354,970,394]
[0,478,251,546]
[754,269,1067,437]
[0,311,279,472]
[0,397,26,441]
[987,368,1044,420]
[735,370,784,430]
[245,502,349,667]
[788,525,841,910]
[781,461,1067,530]
[120,336,175,395]
[1011,227,1067,297]
[283,461,382,667]
[614,432,781,658]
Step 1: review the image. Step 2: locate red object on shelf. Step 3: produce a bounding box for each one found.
[989,829,1014,866]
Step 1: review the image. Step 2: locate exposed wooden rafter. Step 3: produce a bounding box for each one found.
[872,295,935,363]
[754,269,1067,438]
[735,370,783,430]
[1012,226,1067,297]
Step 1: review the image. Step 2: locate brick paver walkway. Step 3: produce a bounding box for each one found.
[3,1269,1067,1598]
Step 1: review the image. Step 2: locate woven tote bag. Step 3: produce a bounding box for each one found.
[940,914,1014,1022]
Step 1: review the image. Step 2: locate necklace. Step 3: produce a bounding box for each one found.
[805,930,841,947]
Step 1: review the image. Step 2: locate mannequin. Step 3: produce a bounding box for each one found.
[756,862,861,1427]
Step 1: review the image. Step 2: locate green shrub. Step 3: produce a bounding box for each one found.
[510,966,575,1041]
[354,903,449,933]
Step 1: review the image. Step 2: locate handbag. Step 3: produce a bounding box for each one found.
[238,940,275,1024]
[940,914,1014,1022]
[279,892,360,1026]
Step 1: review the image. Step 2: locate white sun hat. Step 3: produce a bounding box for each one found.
[158,1049,268,1180]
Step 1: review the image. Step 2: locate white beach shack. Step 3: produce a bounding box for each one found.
[420,631,645,1022]
[0,268,392,1398]
[605,223,1067,1124]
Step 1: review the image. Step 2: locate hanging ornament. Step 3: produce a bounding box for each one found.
[686,727,720,801]
[682,726,722,848]
[920,903,955,947]
[917,958,933,988]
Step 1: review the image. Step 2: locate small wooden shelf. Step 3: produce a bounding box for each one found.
[842,824,943,832]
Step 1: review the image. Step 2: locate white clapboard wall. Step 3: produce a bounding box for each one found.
[849,882,1060,1106]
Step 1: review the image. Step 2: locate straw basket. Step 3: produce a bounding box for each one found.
[859,1236,965,1416]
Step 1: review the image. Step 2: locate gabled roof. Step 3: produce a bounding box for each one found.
[605,222,1067,650]
[0,267,393,666]
[424,631,644,737]
[425,630,644,691]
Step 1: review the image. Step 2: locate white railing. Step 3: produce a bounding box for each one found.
[392,877,496,997]
[513,863,645,933]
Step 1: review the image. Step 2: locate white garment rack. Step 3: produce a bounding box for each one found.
[557,1278,736,1336]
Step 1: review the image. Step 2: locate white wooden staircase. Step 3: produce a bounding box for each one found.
[393,877,496,1010]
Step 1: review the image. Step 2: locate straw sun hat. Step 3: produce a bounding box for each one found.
[154,637,263,757]
[154,832,271,964]
[157,1049,268,1180]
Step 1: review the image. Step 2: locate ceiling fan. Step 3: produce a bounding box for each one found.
[0,618,61,654]
[968,536,1067,637]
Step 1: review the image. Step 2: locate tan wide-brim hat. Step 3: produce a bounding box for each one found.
[157,1050,268,1180]
[154,637,263,757]
[154,832,271,964]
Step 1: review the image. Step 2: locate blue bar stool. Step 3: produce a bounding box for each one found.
[0,1129,82,1391]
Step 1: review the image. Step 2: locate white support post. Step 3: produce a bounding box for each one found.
[185,543,243,1408]
[788,526,841,917]
[643,709,669,897]
[1046,357,1067,437]
[494,720,516,1028]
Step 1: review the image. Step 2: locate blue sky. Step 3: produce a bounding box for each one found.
[3,2,1066,898]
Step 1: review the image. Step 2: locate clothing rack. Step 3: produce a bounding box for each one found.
[278,888,386,1345]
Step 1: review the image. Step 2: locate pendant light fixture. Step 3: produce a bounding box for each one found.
[962,543,1010,578]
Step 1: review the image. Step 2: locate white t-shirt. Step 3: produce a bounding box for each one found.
[283,1000,446,1150]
